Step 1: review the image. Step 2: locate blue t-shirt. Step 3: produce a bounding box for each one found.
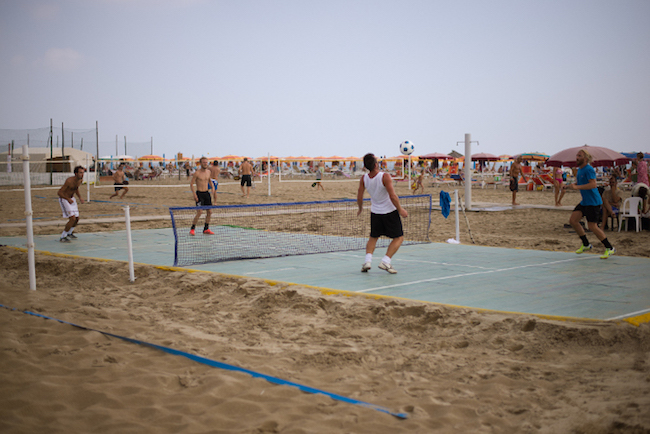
[576,164,602,206]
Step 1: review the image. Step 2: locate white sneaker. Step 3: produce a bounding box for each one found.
[378,262,397,274]
[361,262,371,272]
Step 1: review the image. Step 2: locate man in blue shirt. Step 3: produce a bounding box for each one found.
[565,149,616,259]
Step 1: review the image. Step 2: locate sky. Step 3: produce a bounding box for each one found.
[1,0,649,160]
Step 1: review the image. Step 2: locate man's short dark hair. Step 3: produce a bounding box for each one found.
[73,166,84,174]
[639,187,648,199]
[363,153,376,171]
[213,160,219,165]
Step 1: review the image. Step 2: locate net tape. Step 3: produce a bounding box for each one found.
[169,195,431,266]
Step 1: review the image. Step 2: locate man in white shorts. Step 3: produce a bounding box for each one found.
[57,166,85,242]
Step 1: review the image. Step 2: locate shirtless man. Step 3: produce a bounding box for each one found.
[57,166,85,242]
[509,156,527,205]
[239,157,254,198]
[110,164,129,199]
[189,157,214,236]
[209,160,221,203]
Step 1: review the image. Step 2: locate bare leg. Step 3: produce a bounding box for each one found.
[385,236,404,258]
[64,216,76,232]
[120,187,129,199]
[205,209,211,226]
[569,210,586,236]
[192,210,203,227]
[587,221,606,243]
[366,237,379,254]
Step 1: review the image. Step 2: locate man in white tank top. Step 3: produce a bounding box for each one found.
[357,153,408,274]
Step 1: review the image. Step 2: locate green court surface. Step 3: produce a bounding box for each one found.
[1,228,648,324]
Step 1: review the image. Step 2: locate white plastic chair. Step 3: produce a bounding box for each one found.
[618,197,643,232]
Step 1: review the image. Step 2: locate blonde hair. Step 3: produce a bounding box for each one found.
[578,149,593,164]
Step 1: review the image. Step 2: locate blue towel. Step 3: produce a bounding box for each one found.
[440,190,451,218]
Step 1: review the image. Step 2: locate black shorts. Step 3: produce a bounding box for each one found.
[370,210,404,239]
[196,191,212,206]
[114,182,124,191]
[509,177,518,192]
[574,204,601,223]
[241,174,252,187]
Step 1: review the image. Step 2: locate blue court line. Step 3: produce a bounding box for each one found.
[0,304,408,420]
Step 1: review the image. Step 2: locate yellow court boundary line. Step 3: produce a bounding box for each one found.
[7,246,648,327]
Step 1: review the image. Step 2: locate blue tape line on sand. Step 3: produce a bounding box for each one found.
[0,304,407,419]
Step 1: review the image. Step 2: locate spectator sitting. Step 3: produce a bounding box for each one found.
[601,176,622,230]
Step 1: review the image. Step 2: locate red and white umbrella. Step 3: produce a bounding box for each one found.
[420,152,452,160]
[471,152,499,161]
[546,145,630,167]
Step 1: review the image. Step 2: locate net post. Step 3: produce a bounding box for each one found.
[123,205,136,282]
[267,153,271,196]
[86,154,91,203]
[22,145,36,290]
[464,133,472,210]
[454,189,460,243]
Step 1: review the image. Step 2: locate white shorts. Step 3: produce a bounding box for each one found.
[59,197,79,218]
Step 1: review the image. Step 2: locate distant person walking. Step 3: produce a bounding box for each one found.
[564,149,615,259]
[209,160,221,203]
[357,153,408,274]
[509,156,527,206]
[313,160,325,191]
[110,164,129,199]
[57,166,85,242]
[239,158,254,198]
[553,166,566,206]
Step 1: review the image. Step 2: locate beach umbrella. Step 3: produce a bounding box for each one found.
[221,154,242,160]
[139,154,163,160]
[513,152,549,161]
[471,152,499,161]
[546,145,630,168]
[420,152,452,160]
[621,152,650,160]
[117,154,134,160]
[498,154,514,161]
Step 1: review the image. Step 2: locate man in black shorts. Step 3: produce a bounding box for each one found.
[357,153,408,274]
[509,156,526,205]
[239,157,254,198]
[189,157,215,236]
[565,149,615,259]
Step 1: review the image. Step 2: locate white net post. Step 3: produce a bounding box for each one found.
[267,153,271,196]
[123,206,136,282]
[454,189,460,243]
[22,145,36,290]
[464,133,472,210]
[86,154,91,203]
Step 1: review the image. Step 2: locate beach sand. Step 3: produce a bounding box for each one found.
[1,178,649,433]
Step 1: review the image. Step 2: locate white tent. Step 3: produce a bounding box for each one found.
[0,147,94,173]
[0,147,95,186]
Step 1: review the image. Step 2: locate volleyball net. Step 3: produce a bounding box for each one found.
[169,195,432,266]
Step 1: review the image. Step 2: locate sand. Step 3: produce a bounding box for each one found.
[1,178,649,433]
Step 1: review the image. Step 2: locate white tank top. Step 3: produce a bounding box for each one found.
[363,172,396,214]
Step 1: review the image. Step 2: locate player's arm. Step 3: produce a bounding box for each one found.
[569,178,597,190]
[356,178,365,216]
[190,172,198,200]
[383,173,408,217]
[75,182,84,204]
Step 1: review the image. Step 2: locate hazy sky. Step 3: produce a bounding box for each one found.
[1,0,649,159]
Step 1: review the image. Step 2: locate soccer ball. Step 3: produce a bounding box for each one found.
[400,140,415,155]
